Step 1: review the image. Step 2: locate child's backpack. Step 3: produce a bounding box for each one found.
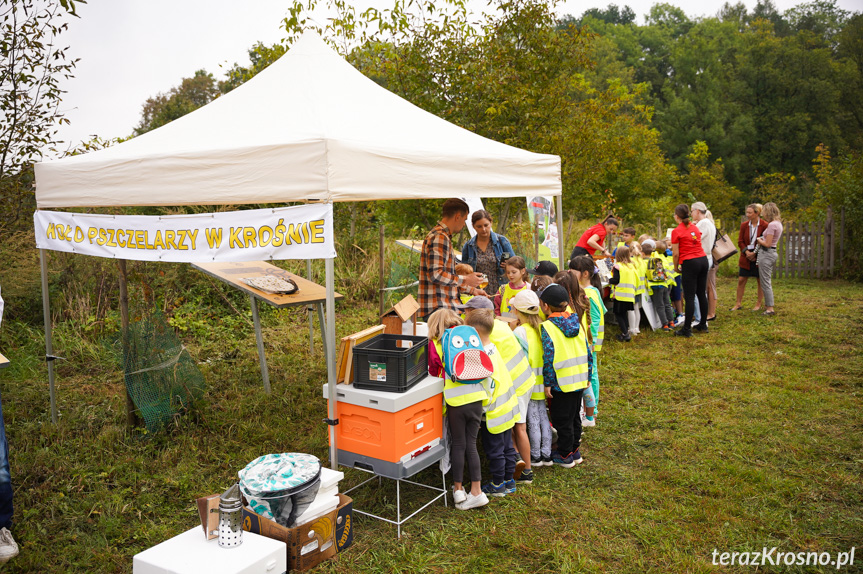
[647,256,667,283]
[440,325,494,383]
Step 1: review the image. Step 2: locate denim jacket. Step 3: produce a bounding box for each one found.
[460,231,515,284]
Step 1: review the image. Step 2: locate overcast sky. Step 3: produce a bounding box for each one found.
[54,0,863,150]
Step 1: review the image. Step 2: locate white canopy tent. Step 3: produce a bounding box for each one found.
[34,31,563,469]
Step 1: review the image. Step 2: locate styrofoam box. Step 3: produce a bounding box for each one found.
[323,374,444,413]
[133,527,286,574]
[319,467,344,491]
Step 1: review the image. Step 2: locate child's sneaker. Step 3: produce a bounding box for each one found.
[457,491,489,510]
[571,449,584,464]
[662,324,672,332]
[453,488,467,505]
[541,455,554,467]
[553,451,577,468]
[513,458,526,480]
[0,528,18,564]
[582,416,596,427]
[530,456,543,467]
[481,481,507,497]
[504,479,517,494]
[515,469,534,484]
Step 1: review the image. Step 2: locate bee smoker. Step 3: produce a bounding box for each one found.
[218,483,243,548]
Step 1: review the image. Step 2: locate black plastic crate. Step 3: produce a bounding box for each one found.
[352,334,429,392]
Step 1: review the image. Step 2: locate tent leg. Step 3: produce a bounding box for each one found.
[325,257,338,470]
[307,260,314,354]
[39,250,57,424]
[315,303,328,359]
[250,294,271,394]
[117,259,138,430]
[556,195,565,271]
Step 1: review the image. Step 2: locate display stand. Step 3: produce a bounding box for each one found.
[344,464,448,539]
[192,261,343,393]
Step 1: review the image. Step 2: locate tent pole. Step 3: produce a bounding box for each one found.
[307,260,314,353]
[117,260,138,428]
[556,195,565,271]
[39,249,58,424]
[325,257,338,470]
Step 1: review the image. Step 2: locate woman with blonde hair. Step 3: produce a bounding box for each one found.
[755,203,783,316]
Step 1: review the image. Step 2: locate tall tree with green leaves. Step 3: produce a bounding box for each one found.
[134,70,220,135]
[1,0,82,229]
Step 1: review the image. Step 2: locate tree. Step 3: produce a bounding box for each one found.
[0,0,82,229]
[674,140,741,226]
[134,70,220,135]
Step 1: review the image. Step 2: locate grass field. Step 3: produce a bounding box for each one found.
[0,276,861,573]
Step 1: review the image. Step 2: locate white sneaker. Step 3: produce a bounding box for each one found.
[0,527,19,564]
[674,316,685,327]
[582,417,596,427]
[456,492,489,510]
[452,488,467,505]
[691,320,700,327]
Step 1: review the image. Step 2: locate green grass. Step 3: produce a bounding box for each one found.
[1,277,861,573]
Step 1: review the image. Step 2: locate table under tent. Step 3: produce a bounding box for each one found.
[34,31,563,470]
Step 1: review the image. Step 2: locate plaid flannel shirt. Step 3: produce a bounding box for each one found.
[419,222,475,317]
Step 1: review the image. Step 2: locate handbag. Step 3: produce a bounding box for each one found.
[711,233,738,264]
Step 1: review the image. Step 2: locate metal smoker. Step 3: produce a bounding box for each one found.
[218,483,243,548]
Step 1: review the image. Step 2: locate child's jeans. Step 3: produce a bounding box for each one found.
[526,399,552,461]
[480,424,516,484]
[650,285,673,325]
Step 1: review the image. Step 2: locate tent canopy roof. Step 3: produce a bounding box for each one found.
[35,31,561,209]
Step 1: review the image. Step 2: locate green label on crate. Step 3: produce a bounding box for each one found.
[369,362,387,381]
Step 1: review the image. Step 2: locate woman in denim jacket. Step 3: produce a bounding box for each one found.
[461,210,516,297]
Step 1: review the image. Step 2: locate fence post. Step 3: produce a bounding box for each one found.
[840,206,845,267]
[792,220,798,279]
[829,207,836,277]
[779,224,786,279]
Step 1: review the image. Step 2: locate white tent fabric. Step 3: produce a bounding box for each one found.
[35,32,561,208]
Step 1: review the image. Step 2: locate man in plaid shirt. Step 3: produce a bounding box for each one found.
[419,199,488,319]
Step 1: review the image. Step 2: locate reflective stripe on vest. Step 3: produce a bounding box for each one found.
[635,257,647,296]
[483,351,519,434]
[491,321,534,397]
[443,378,488,406]
[613,263,637,303]
[542,320,589,392]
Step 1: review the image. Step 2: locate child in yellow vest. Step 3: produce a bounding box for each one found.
[610,245,638,342]
[464,308,521,497]
[495,256,530,320]
[538,283,589,467]
[570,256,606,426]
[510,289,552,472]
[628,242,646,336]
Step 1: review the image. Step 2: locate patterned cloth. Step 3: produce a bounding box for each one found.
[238,453,321,527]
[419,222,475,317]
[475,243,500,295]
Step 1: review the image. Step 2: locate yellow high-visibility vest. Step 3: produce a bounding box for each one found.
[483,349,519,434]
[522,325,545,401]
[585,287,605,352]
[612,263,637,303]
[541,320,589,392]
[499,282,529,319]
[490,320,535,398]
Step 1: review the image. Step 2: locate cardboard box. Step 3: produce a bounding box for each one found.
[242,493,353,572]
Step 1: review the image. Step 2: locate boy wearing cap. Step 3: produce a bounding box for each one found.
[539,284,589,467]
[528,260,558,279]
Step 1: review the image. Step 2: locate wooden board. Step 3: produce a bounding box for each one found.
[0,353,8,369]
[395,239,462,261]
[337,325,386,384]
[191,261,343,309]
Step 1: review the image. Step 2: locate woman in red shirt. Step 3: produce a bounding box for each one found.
[569,216,619,260]
[671,204,709,337]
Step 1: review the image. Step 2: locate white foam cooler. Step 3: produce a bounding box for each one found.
[324,375,445,479]
[291,467,344,526]
[133,527,286,574]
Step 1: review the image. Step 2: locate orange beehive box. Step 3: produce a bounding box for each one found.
[324,376,444,463]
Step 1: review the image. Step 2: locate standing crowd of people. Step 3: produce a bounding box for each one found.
[417,197,783,510]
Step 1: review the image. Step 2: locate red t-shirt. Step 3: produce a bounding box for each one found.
[576,223,607,251]
[671,223,706,263]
